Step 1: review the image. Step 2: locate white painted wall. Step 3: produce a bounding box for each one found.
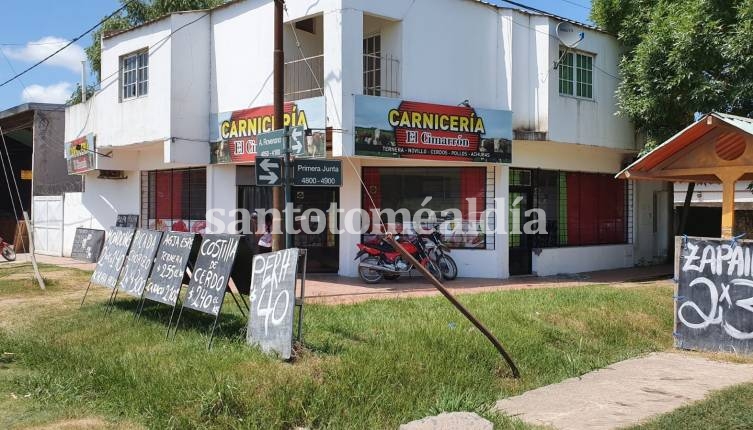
[99,19,173,148]
[532,244,634,276]
[62,192,96,257]
[674,182,753,207]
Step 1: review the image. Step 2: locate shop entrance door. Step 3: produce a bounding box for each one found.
[509,188,532,275]
[292,187,339,273]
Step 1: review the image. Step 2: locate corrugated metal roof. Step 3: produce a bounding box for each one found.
[713,111,753,136]
[472,0,606,33]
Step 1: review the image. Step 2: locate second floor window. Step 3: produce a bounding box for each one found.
[121,50,148,100]
[558,49,593,99]
[363,35,381,96]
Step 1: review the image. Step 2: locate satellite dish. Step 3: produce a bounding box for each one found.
[556,22,585,48]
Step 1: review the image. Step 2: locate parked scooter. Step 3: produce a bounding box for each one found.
[0,236,16,261]
[355,234,441,284]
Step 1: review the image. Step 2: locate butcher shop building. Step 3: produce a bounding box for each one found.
[64,0,667,278]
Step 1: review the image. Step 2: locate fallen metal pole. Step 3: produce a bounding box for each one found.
[384,234,520,378]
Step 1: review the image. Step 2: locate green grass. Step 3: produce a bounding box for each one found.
[0,265,675,429]
[628,383,753,429]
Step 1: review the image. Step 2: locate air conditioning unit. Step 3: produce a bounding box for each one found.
[98,170,128,180]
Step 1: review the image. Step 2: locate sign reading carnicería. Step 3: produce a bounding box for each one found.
[64,133,96,174]
[354,95,512,163]
[209,96,326,164]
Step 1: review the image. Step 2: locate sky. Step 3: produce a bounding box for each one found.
[0,0,592,112]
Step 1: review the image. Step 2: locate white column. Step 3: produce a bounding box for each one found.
[497,165,510,278]
[323,6,363,157]
[324,6,364,277]
[205,164,236,234]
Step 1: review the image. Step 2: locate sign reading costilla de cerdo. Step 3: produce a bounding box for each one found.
[354,95,512,163]
[183,234,247,316]
[209,96,326,164]
[676,237,753,354]
[143,232,200,307]
[292,159,342,187]
[255,157,282,187]
[117,229,163,298]
[64,133,96,174]
[247,248,300,360]
[90,227,136,289]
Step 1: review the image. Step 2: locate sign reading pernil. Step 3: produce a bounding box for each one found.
[210,96,326,164]
[64,133,96,174]
[676,237,753,354]
[355,95,512,163]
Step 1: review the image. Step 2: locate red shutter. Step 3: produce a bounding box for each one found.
[460,168,486,221]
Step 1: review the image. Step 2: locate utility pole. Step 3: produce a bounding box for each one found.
[272,0,285,250]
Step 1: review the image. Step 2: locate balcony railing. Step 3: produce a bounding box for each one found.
[283,54,401,102]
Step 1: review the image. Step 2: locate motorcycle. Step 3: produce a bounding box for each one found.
[355,234,441,284]
[0,236,16,261]
[420,225,458,281]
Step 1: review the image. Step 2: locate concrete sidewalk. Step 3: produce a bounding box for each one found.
[9,254,672,304]
[495,352,753,430]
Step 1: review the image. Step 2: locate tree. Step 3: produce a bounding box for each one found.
[591,0,753,153]
[84,0,226,83]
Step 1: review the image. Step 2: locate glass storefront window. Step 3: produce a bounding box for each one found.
[362,167,489,249]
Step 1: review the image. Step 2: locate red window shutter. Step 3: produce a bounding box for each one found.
[460,168,486,221]
[566,172,580,245]
[155,171,171,219]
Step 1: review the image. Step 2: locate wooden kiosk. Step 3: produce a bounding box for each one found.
[618,112,753,354]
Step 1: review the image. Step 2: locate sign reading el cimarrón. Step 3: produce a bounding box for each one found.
[355,95,512,163]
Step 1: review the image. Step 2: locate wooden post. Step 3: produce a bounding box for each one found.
[720,174,740,239]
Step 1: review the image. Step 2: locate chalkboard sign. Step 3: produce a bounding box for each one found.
[143,232,200,307]
[183,234,246,316]
[116,214,140,228]
[676,237,753,354]
[90,227,135,289]
[71,227,105,262]
[247,248,300,359]
[117,229,163,298]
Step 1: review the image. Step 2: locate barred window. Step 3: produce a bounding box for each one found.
[140,168,206,233]
[121,50,148,100]
[559,49,593,99]
[509,168,627,247]
[363,35,381,96]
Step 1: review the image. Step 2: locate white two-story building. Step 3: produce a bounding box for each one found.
[64,0,668,277]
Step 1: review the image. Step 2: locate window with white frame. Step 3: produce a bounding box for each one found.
[121,50,148,100]
[363,35,381,96]
[558,49,593,99]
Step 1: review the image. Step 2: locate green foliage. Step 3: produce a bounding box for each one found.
[66,83,98,106]
[85,0,226,81]
[591,0,753,148]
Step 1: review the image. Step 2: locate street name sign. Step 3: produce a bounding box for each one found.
[256,157,282,186]
[292,159,342,187]
[256,126,307,157]
[256,129,286,157]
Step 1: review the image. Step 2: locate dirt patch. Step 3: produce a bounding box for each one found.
[24,417,142,430]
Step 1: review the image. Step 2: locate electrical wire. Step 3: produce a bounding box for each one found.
[0,0,135,89]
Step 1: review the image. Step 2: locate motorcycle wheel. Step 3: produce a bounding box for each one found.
[426,260,442,280]
[358,257,383,284]
[2,245,16,262]
[438,255,458,280]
